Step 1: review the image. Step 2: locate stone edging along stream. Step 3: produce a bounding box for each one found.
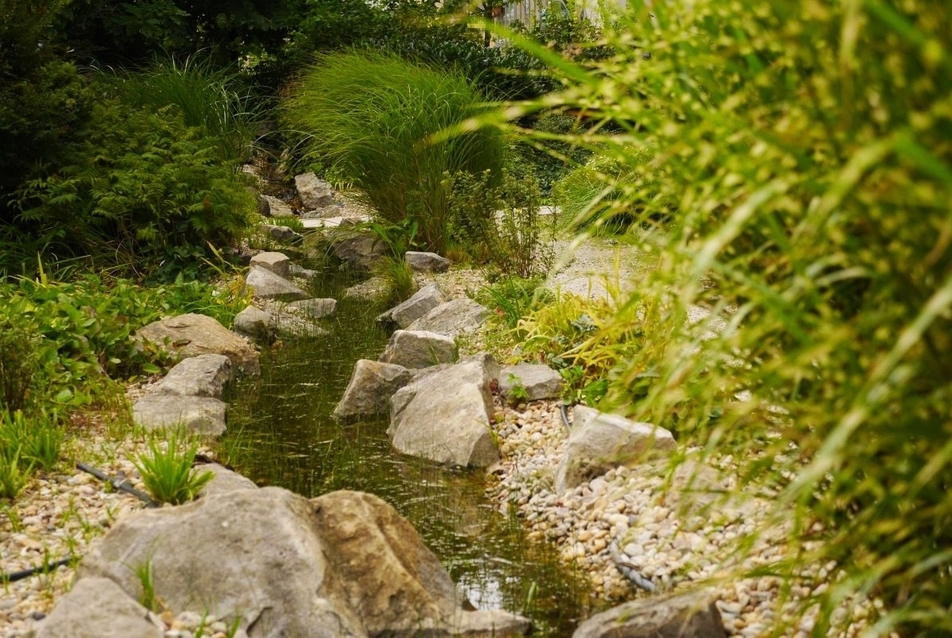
[2,180,883,637]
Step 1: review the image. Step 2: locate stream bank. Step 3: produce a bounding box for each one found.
[221,262,601,636]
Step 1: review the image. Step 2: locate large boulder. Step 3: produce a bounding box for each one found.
[78,487,364,638]
[555,406,676,493]
[259,194,294,218]
[131,394,227,436]
[250,251,291,278]
[197,463,259,498]
[406,298,489,337]
[135,313,259,375]
[233,305,275,342]
[34,577,164,638]
[75,486,527,638]
[404,251,450,273]
[312,490,529,637]
[499,364,563,402]
[331,233,387,274]
[334,360,414,421]
[572,590,726,638]
[151,354,233,399]
[377,283,446,328]
[294,172,335,209]
[388,355,500,467]
[379,330,458,369]
[245,266,309,302]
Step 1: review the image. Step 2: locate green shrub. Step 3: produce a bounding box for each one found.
[0,310,44,411]
[13,95,256,280]
[0,1,94,207]
[0,275,250,407]
[105,56,257,164]
[281,50,508,253]
[552,148,659,234]
[515,0,952,632]
[474,276,551,330]
[444,169,554,277]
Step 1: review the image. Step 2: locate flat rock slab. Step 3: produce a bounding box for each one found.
[260,224,303,244]
[406,298,489,337]
[572,590,726,638]
[250,251,291,278]
[389,355,500,467]
[132,394,227,436]
[404,251,450,273]
[285,297,337,319]
[135,313,259,375]
[34,577,163,638]
[334,360,413,421]
[152,354,233,398]
[555,406,676,493]
[246,265,309,301]
[499,364,563,401]
[379,330,458,369]
[301,216,368,229]
[377,283,446,328]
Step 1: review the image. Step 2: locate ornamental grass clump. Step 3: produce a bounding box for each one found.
[281,50,507,253]
[500,0,952,634]
[134,431,212,506]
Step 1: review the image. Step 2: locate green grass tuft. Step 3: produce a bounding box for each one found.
[281,50,508,253]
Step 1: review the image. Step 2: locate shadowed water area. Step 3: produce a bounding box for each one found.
[223,263,601,636]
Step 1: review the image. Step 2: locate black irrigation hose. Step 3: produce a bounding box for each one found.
[75,462,160,508]
[0,557,74,584]
[560,403,572,431]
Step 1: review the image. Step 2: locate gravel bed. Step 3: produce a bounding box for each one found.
[483,399,882,637]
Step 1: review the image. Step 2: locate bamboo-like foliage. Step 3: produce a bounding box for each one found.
[281,50,508,253]
[505,1,952,634]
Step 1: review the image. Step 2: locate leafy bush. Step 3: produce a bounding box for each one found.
[0,310,45,411]
[515,0,952,632]
[552,148,659,233]
[444,169,553,277]
[0,275,250,407]
[474,276,551,330]
[13,93,257,280]
[517,292,638,406]
[281,50,508,253]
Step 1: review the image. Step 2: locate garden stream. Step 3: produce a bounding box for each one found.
[222,266,598,636]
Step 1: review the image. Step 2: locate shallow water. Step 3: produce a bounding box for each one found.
[223,265,598,635]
